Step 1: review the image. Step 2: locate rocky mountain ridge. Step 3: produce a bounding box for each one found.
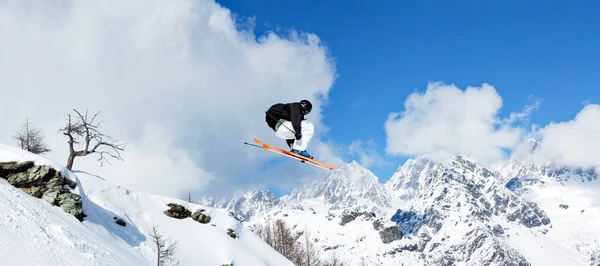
[213,155,599,265]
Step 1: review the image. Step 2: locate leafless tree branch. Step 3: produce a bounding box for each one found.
[149,224,179,266]
[59,109,125,170]
[12,117,51,154]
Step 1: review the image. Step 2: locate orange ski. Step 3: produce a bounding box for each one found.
[253,138,341,171]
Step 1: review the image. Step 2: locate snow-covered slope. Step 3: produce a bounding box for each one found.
[0,178,146,266]
[0,143,293,266]
[495,158,600,266]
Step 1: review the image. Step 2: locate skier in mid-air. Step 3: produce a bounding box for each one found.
[265,99,314,159]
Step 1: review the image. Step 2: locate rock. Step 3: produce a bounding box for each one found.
[373,219,383,230]
[6,165,56,187]
[63,178,77,189]
[505,200,551,228]
[164,203,191,219]
[114,217,126,227]
[0,161,34,176]
[391,209,425,235]
[0,161,86,222]
[559,204,569,209]
[57,193,86,221]
[339,210,360,225]
[40,177,64,205]
[227,228,237,239]
[361,212,375,220]
[191,209,211,224]
[324,244,340,251]
[379,225,403,244]
[492,225,504,235]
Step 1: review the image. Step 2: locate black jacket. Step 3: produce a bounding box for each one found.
[265,102,304,133]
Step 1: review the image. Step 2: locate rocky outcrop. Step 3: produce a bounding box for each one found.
[0,161,85,221]
[379,225,402,244]
[192,209,211,224]
[164,203,213,225]
[391,209,425,235]
[164,203,192,219]
[339,209,376,226]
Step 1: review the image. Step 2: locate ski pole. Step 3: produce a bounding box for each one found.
[265,111,296,135]
[243,142,263,149]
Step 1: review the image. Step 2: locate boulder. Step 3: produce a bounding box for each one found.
[164,203,191,219]
[0,161,85,221]
[57,193,86,221]
[113,217,127,227]
[191,209,211,224]
[226,228,237,239]
[379,225,403,244]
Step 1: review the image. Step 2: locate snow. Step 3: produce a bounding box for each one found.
[0,143,293,266]
[224,155,600,266]
[506,176,600,266]
[3,140,600,266]
[0,178,145,266]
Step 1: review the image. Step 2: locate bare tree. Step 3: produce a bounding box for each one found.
[12,117,51,154]
[149,225,179,266]
[322,253,344,266]
[59,109,125,170]
[303,227,319,266]
[255,218,320,266]
[186,191,193,203]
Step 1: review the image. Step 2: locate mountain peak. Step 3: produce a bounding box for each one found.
[215,187,280,220]
[280,160,391,214]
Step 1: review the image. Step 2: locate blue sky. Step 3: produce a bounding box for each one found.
[216,0,600,182]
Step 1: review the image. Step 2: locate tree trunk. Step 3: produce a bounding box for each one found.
[66,153,76,170]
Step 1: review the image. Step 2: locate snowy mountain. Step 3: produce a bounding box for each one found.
[3,139,598,266]
[0,144,293,266]
[494,157,600,266]
[216,155,600,266]
[212,188,281,221]
[283,161,392,213]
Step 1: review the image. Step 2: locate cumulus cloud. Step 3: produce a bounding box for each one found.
[348,139,384,168]
[384,82,526,165]
[520,104,600,170]
[0,0,336,198]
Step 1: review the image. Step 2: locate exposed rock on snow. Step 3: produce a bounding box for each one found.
[191,209,212,224]
[379,225,403,244]
[163,203,192,219]
[0,161,84,221]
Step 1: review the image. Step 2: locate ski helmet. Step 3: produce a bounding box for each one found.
[300,99,312,115]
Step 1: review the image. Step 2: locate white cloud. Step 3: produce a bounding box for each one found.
[348,139,383,168]
[522,104,600,170]
[0,0,336,198]
[503,98,542,124]
[384,82,525,165]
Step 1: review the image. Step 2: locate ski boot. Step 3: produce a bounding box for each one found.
[291,149,313,159]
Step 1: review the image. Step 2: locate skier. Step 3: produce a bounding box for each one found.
[265,99,314,159]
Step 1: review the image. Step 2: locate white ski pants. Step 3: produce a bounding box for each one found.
[274,120,314,151]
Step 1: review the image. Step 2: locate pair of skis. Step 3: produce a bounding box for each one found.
[248,138,341,171]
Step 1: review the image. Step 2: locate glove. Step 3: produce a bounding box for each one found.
[295,132,302,140]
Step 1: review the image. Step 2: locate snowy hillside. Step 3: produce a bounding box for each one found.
[0,178,146,266]
[495,158,600,266]
[216,155,600,266]
[0,143,293,266]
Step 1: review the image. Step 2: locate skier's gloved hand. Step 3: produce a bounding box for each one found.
[295,132,302,140]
